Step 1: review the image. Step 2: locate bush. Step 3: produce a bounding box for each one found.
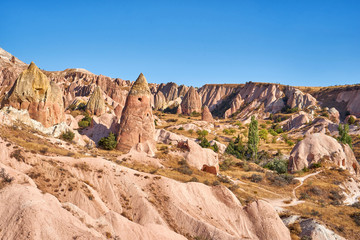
[78,115,92,128]
[198,137,210,148]
[176,160,193,175]
[98,132,117,150]
[350,212,360,226]
[348,116,356,125]
[338,124,352,149]
[264,158,288,174]
[268,128,278,136]
[225,135,247,160]
[191,111,201,117]
[0,168,14,183]
[259,129,268,141]
[61,130,75,142]
[250,174,263,183]
[210,142,219,153]
[223,128,236,135]
[220,158,234,171]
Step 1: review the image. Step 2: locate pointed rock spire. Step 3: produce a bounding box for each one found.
[117,73,155,153]
[129,73,151,96]
[202,106,214,122]
[86,86,106,116]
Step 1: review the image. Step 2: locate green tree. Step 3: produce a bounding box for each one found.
[98,132,117,150]
[248,116,259,160]
[338,124,352,149]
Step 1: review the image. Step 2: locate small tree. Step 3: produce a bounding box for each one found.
[98,132,117,150]
[248,116,259,160]
[338,124,352,149]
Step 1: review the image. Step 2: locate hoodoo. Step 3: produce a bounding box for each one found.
[201,105,214,122]
[86,86,106,116]
[181,86,202,115]
[116,73,155,152]
[1,61,64,127]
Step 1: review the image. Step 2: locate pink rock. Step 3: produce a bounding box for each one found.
[117,73,156,153]
[201,106,214,122]
[289,133,359,175]
[181,86,202,115]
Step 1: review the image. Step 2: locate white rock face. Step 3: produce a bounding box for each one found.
[0,107,87,146]
[300,219,346,240]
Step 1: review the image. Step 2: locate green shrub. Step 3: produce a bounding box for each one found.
[225,135,247,159]
[250,174,263,183]
[259,129,268,141]
[78,115,92,128]
[98,132,117,150]
[264,158,288,174]
[211,142,219,153]
[338,124,352,149]
[348,116,356,125]
[191,111,201,117]
[61,130,75,142]
[268,129,278,136]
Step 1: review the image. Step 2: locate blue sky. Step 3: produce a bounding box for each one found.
[1,0,360,87]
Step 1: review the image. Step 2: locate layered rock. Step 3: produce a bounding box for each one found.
[181,86,202,115]
[85,86,106,116]
[201,106,214,122]
[117,73,155,153]
[289,133,360,175]
[285,87,317,110]
[1,62,64,127]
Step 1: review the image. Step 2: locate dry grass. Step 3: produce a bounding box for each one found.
[0,125,81,157]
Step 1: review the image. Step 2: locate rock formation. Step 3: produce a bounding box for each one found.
[176,105,182,114]
[85,86,106,116]
[181,86,202,115]
[282,111,310,131]
[328,107,340,123]
[201,106,214,122]
[285,87,317,110]
[1,62,64,127]
[117,73,155,153]
[289,133,360,175]
[154,91,166,110]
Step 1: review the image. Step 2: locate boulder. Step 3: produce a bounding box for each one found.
[181,86,202,115]
[117,73,156,153]
[180,139,219,174]
[328,107,340,124]
[85,86,106,116]
[288,133,360,175]
[201,106,214,122]
[1,62,65,127]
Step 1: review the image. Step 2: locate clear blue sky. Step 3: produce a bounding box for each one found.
[1,0,360,87]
